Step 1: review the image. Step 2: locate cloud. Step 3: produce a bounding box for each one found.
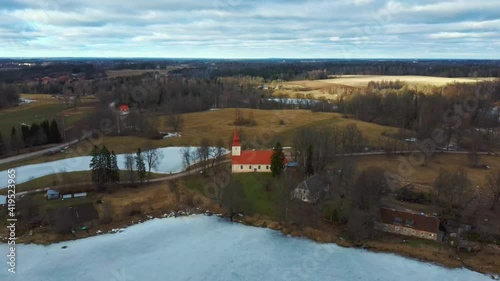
[0,0,498,58]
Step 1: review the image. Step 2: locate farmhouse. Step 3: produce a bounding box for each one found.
[291,175,330,203]
[231,128,279,173]
[374,207,442,241]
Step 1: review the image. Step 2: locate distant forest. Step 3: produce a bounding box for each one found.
[1,59,500,83]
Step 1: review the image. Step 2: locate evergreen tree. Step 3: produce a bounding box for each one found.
[41,120,50,143]
[305,144,314,176]
[10,127,18,153]
[29,122,40,146]
[110,151,120,183]
[49,120,62,143]
[102,146,112,184]
[89,146,102,189]
[270,142,285,177]
[21,124,30,147]
[0,132,6,155]
[135,148,146,183]
[90,145,116,191]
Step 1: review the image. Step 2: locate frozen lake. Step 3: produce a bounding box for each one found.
[0,147,226,188]
[0,215,491,281]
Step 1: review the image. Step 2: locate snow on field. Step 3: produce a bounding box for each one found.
[0,147,227,188]
[0,215,491,281]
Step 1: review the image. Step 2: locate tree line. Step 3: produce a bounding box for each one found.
[90,145,165,191]
[0,119,62,155]
[0,83,19,109]
[338,81,500,151]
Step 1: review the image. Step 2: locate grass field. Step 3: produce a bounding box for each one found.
[0,94,94,138]
[182,172,278,218]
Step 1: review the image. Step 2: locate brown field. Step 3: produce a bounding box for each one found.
[292,75,496,88]
[351,153,499,188]
[276,75,497,100]
[0,108,404,170]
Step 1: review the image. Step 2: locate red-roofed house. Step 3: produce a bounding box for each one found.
[231,128,282,173]
[119,104,130,115]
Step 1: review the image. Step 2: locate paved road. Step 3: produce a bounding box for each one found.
[15,159,232,196]
[0,131,92,165]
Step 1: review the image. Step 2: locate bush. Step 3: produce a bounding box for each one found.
[182,193,195,207]
[396,187,432,204]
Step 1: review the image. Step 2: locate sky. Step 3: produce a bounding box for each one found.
[0,0,499,59]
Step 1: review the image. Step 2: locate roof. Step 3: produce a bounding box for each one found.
[232,128,240,147]
[380,207,440,233]
[295,175,329,194]
[232,150,273,165]
[47,189,60,195]
[119,104,129,111]
[287,162,299,167]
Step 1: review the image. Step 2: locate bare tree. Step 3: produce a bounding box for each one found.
[434,168,472,208]
[346,166,387,240]
[144,148,164,181]
[214,138,227,166]
[181,147,192,173]
[484,170,500,210]
[452,168,472,207]
[433,168,453,204]
[124,153,136,184]
[197,138,211,170]
[167,114,184,132]
[328,157,357,223]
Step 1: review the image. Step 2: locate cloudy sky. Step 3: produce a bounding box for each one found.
[0,0,499,59]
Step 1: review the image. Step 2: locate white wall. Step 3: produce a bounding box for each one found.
[232,164,271,173]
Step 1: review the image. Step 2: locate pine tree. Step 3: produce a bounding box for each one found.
[110,151,120,183]
[21,124,30,147]
[102,146,112,185]
[40,120,50,144]
[89,146,101,188]
[270,142,285,177]
[10,127,18,154]
[305,144,314,176]
[29,123,40,146]
[135,148,146,183]
[50,120,62,143]
[0,132,6,155]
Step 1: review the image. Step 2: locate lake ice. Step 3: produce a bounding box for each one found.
[0,215,491,281]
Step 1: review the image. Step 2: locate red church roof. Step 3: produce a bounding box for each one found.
[232,150,273,165]
[119,104,130,112]
[232,128,241,146]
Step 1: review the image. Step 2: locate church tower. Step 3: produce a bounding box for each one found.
[232,128,241,156]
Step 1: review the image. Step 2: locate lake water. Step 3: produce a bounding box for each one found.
[0,146,227,188]
[0,215,490,281]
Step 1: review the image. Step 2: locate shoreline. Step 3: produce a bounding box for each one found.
[4,208,499,278]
